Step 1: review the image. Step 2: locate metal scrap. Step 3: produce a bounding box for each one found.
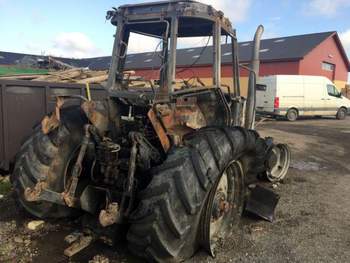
[245,185,280,222]
[64,235,94,257]
[41,96,64,134]
[24,182,47,202]
[99,203,120,227]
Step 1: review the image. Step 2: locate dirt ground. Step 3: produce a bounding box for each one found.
[1,117,349,263]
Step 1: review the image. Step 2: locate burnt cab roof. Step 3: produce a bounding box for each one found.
[108,0,235,38]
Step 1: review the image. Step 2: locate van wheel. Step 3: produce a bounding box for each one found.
[336,108,347,120]
[286,109,298,122]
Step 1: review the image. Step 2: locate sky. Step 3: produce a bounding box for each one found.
[1,0,350,65]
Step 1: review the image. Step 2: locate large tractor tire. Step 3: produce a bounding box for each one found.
[10,106,87,219]
[127,127,262,262]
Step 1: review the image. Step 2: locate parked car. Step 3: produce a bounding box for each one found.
[256,75,350,121]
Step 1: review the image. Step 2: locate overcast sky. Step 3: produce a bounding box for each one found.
[1,0,350,64]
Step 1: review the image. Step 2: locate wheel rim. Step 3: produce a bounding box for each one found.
[63,146,80,190]
[288,111,297,121]
[202,161,244,256]
[266,144,291,182]
[339,110,345,119]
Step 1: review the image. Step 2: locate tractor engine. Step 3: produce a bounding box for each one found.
[78,99,162,220]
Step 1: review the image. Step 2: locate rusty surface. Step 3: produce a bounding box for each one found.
[41,97,64,134]
[62,192,76,208]
[160,97,207,130]
[147,109,171,152]
[153,97,207,147]
[82,101,108,135]
[219,199,230,215]
[24,182,48,202]
[173,97,207,129]
[81,100,120,137]
[41,115,59,135]
[99,202,120,227]
[63,125,91,208]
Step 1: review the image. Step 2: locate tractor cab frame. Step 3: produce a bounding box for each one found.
[106,0,243,139]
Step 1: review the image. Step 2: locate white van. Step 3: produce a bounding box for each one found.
[256,75,350,121]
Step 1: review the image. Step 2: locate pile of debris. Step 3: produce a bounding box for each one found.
[0,68,108,84]
[342,84,350,99]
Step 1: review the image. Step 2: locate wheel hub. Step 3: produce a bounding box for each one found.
[266,144,291,182]
[212,192,230,221]
[201,161,244,257]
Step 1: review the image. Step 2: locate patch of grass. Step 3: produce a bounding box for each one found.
[0,179,12,195]
[0,66,48,76]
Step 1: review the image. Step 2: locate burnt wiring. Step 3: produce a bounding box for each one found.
[176,36,211,77]
[128,35,211,94]
[137,39,163,82]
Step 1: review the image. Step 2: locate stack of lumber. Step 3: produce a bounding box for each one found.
[0,69,108,84]
[343,84,350,99]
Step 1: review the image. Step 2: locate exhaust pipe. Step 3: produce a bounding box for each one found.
[245,25,264,129]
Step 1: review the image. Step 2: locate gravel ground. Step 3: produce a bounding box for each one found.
[0,117,349,262]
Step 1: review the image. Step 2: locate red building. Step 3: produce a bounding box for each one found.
[122,31,350,95]
[0,31,349,95]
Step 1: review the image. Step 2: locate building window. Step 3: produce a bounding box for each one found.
[322,62,335,71]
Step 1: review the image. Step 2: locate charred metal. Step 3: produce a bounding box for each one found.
[11,1,291,262]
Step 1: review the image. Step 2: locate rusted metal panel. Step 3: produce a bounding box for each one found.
[147,109,170,152]
[0,80,107,171]
[4,84,46,165]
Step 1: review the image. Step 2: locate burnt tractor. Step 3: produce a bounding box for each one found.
[11,1,290,262]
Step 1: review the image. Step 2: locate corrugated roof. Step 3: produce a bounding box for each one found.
[118,31,338,69]
[1,31,348,71]
[0,51,87,68]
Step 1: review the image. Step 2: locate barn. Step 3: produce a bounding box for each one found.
[0,31,349,95]
[117,31,350,95]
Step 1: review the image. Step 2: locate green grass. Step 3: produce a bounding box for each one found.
[0,66,48,76]
[0,179,12,195]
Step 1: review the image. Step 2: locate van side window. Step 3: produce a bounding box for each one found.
[327,84,340,97]
[256,84,267,91]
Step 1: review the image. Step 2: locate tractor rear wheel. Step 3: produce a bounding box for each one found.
[10,106,87,218]
[127,127,261,262]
